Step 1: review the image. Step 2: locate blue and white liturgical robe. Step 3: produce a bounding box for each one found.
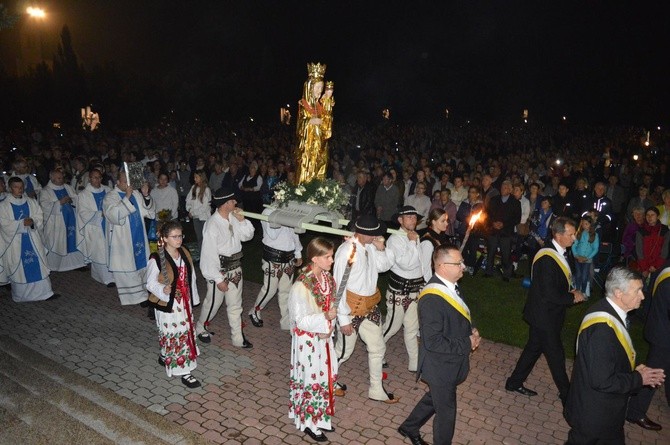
[76,183,114,285]
[103,187,155,305]
[0,194,54,302]
[40,181,86,271]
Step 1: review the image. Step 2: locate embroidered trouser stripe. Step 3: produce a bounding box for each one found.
[204,280,217,324]
[254,261,274,310]
[383,291,398,337]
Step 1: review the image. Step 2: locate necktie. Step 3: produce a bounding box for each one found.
[625,316,630,331]
[455,284,462,298]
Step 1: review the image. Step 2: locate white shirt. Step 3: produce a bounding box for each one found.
[518,196,530,224]
[605,297,629,326]
[185,186,212,221]
[404,194,432,230]
[260,207,302,257]
[150,185,179,220]
[199,211,255,284]
[334,237,392,326]
[387,229,422,279]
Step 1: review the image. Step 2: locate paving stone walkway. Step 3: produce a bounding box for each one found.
[1,268,668,444]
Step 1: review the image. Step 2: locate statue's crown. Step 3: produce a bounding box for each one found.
[307,63,327,80]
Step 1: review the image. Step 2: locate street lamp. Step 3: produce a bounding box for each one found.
[26,7,46,19]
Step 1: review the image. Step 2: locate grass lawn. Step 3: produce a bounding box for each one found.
[188,221,649,362]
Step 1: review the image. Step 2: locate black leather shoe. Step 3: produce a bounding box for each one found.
[241,338,253,349]
[398,426,429,445]
[249,313,263,327]
[158,356,166,367]
[181,374,201,389]
[106,282,116,288]
[505,384,538,396]
[47,293,61,301]
[139,300,149,308]
[304,427,327,442]
[627,416,662,431]
[197,333,211,344]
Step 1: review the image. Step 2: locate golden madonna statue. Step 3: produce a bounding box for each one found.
[294,63,335,184]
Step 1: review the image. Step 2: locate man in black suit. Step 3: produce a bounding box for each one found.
[626,260,670,431]
[564,267,665,444]
[398,244,481,445]
[506,217,585,403]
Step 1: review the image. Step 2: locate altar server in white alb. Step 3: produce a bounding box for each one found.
[248,206,303,330]
[0,178,8,286]
[76,168,115,286]
[0,177,58,302]
[40,169,86,272]
[103,171,155,305]
[3,159,42,199]
[197,188,255,348]
[383,206,424,372]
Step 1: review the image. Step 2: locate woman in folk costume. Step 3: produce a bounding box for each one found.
[294,62,334,185]
[0,177,56,302]
[288,237,338,443]
[146,221,201,388]
[419,208,450,282]
[76,168,115,286]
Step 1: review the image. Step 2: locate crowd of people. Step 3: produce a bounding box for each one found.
[1,119,669,443]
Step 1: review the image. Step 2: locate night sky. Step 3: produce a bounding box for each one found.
[5,0,670,124]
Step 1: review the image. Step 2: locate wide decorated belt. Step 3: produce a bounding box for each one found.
[219,251,243,272]
[388,271,424,294]
[262,245,295,263]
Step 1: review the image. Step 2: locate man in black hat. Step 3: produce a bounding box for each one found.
[333,214,397,403]
[196,188,255,348]
[382,206,424,372]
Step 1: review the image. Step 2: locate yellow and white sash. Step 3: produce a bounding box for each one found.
[532,248,572,288]
[577,311,635,370]
[418,282,471,324]
[652,267,670,297]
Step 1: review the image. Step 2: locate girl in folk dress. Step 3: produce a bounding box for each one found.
[288,237,338,443]
[146,221,201,388]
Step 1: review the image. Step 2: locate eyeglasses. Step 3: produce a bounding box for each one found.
[439,260,466,267]
[167,235,185,240]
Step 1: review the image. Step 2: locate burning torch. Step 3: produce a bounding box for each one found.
[459,211,483,253]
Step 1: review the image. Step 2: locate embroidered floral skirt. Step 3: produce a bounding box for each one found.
[289,332,337,431]
[155,298,199,377]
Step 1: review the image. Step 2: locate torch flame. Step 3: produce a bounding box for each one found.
[469,211,483,228]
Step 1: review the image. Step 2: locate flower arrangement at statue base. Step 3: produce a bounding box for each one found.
[273,179,349,214]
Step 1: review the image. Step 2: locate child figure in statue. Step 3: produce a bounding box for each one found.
[294,63,335,185]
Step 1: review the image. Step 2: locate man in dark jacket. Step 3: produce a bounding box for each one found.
[506,217,586,403]
[564,267,665,443]
[351,170,375,220]
[398,244,480,445]
[625,260,670,431]
[484,180,521,281]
